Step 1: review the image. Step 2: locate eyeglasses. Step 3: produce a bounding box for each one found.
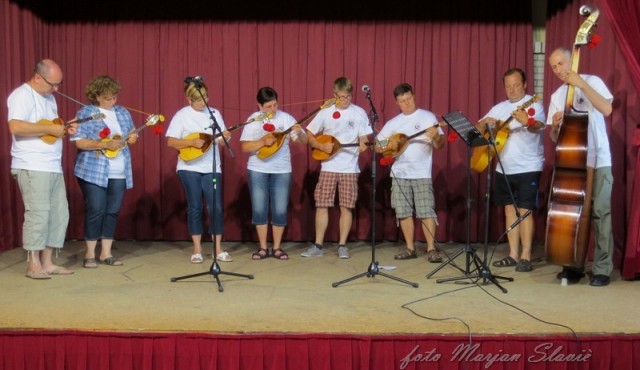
[190,96,208,104]
[38,73,62,89]
[336,94,352,101]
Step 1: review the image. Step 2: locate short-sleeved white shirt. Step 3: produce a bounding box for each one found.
[8,83,63,173]
[306,104,372,173]
[546,74,613,168]
[165,105,227,173]
[377,108,443,179]
[482,94,546,174]
[240,110,297,173]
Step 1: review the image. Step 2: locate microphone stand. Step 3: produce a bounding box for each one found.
[426,112,511,293]
[475,123,513,292]
[171,80,253,292]
[333,87,418,288]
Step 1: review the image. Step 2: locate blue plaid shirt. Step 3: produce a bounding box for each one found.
[72,105,135,189]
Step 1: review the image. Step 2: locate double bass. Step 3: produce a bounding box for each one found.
[545,6,599,269]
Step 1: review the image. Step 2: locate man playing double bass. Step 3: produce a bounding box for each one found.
[547,47,614,287]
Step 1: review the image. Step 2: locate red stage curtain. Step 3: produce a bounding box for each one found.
[0,0,637,274]
[0,0,537,249]
[1,331,640,370]
[544,0,639,272]
[600,0,640,279]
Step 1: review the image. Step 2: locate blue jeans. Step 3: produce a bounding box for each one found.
[78,178,126,240]
[178,170,223,235]
[248,170,291,226]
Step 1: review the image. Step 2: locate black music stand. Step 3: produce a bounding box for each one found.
[426,111,511,293]
[171,78,253,292]
[332,87,418,288]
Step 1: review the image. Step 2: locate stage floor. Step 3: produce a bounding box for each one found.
[0,240,638,336]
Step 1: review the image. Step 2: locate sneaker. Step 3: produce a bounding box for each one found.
[338,245,350,259]
[556,268,584,284]
[590,274,610,287]
[301,244,324,257]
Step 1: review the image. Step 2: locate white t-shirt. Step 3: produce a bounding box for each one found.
[100,107,126,179]
[377,109,443,179]
[240,110,297,173]
[482,94,545,174]
[165,105,227,173]
[7,83,63,173]
[306,104,372,173]
[546,74,613,168]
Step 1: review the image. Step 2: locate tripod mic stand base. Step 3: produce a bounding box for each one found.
[332,261,419,288]
[431,249,512,293]
[426,244,474,279]
[171,262,254,292]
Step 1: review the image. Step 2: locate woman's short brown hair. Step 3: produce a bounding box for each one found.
[85,75,121,105]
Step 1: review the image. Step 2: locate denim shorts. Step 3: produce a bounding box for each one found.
[248,170,291,226]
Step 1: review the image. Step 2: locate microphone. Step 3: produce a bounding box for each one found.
[184,76,204,84]
[505,209,533,233]
[249,112,273,122]
[361,85,370,93]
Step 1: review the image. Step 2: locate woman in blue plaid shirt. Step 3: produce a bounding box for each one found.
[71,76,137,268]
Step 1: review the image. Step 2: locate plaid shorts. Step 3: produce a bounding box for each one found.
[314,171,358,208]
[391,178,436,219]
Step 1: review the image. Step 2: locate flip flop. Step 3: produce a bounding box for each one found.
[47,266,74,275]
[26,270,51,280]
[83,258,98,268]
[99,257,123,266]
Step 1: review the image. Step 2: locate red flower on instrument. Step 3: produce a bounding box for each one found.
[447,131,458,143]
[588,34,601,49]
[379,156,395,166]
[152,125,164,135]
[526,107,536,126]
[99,127,111,139]
[263,123,275,132]
[332,111,341,119]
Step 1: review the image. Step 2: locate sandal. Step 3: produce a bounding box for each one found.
[492,256,517,267]
[515,259,533,272]
[217,251,233,262]
[426,249,442,263]
[271,248,289,260]
[25,270,51,280]
[190,253,203,264]
[100,256,123,266]
[252,248,270,260]
[83,258,98,269]
[394,249,417,260]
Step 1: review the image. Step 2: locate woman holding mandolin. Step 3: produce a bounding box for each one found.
[71,75,137,268]
[476,68,546,273]
[240,87,307,260]
[166,81,233,264]
[547,47,614,287]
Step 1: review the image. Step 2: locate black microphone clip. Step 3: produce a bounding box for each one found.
[184,76,204,86]
[505,209,533,233]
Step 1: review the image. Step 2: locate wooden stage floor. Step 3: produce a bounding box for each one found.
[0,240,638,336]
